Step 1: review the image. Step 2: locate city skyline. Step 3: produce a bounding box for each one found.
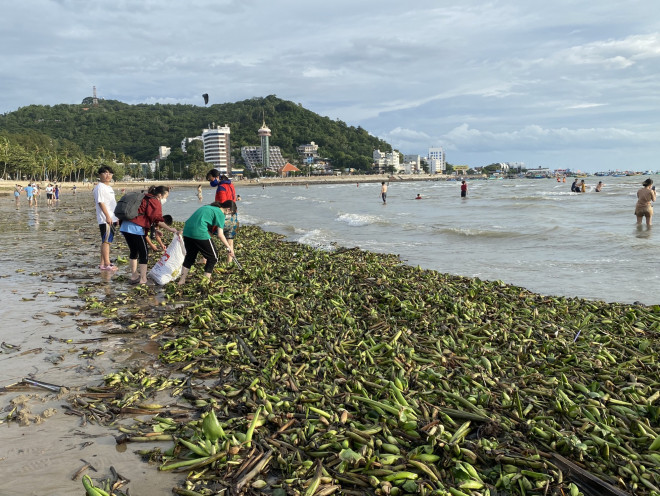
[1,1,659,172]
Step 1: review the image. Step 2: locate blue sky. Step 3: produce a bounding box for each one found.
[2,0,659,172]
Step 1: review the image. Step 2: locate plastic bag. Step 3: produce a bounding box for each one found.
[149,235,186,285]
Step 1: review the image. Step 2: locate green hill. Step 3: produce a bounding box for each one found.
[0,95,391,176]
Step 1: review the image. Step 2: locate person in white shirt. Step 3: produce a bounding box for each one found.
[93,165,119,271]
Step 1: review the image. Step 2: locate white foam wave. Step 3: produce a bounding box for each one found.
[296,229,335,251]
[336,213,381,227]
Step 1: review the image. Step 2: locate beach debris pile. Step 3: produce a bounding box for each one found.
[75,226,660,495]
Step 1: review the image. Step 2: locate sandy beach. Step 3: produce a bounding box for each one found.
[0,194,180,495]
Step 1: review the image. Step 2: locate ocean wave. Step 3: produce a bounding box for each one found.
[296,229,335,250]
[292,196,307,200]
[335,213,383,227]
[433,226,521,239]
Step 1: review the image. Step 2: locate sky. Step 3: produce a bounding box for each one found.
[2,0,660,172]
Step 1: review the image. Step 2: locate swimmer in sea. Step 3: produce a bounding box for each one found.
[381,182,387,204]
[415,194,422,200]
[595,181,603,192]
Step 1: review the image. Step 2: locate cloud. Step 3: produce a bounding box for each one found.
[442,123,652,152]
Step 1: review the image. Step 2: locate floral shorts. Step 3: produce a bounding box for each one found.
[223,213,239,239]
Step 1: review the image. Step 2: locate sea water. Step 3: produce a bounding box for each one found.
[167,176,660,305]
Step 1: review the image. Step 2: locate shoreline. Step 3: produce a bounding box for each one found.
[0,173,467,196]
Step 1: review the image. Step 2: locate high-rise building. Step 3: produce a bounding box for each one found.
[202,124,231,175]
[258,121,271,171]
[427,147,445,174]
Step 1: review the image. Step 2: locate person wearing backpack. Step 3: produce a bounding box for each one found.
[119,185,179,285]
[93,165,119,271]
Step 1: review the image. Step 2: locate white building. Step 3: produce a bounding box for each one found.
[427,147,445,174]
[241,146,287,174]
[202,124,231,174]
[158,146,171,160]
[181,136,202,153]
[403,154,421,174]
[373,149,400,171]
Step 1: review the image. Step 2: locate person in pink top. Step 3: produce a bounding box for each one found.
[635,178,656,227]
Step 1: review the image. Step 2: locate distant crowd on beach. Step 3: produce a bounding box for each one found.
[12,182,78,208]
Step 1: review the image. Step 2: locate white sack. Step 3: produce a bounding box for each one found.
[149,235,186,285]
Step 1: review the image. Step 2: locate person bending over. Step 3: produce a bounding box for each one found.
[178,201,235,285]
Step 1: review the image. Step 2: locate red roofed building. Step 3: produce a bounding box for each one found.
[279,163,301,177]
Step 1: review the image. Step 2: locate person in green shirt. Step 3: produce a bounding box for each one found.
[178,201,235,285]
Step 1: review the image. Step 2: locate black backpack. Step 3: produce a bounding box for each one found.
[114,192,144,221]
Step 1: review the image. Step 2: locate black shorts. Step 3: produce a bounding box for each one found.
[99,223,116,243]
[182,237,218,273]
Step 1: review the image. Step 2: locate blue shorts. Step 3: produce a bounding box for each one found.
[223,213,238,239]
[99,223,116,244]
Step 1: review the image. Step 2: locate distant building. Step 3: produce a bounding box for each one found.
[158,146,171,160]
[297,141,320,161]
[202,124,231,175]
[403,154,421,174]
[240,119,288,175]
[241,146,287,174]
[181,136,202,153]
[373,149,400,171]
[427,147,445,174]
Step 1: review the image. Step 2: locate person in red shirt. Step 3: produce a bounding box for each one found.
[119,186,179,285]
[206,170,236,203]
[460,180,468,198]
[206,170,239,263]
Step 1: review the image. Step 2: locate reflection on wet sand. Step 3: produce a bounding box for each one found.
[0,192,179,495]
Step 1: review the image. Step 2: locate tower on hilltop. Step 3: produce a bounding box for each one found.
[258,117,271,171]
[92,86,98,106]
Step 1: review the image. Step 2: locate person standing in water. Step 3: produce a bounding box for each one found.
[381,182,388,204]
[460,180,468,198]
[197,184,203,201]
[14,184,22,208]
[595,181,604,192]
[635,178,656,228]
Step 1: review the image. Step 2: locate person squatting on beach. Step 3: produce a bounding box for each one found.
[178,201,235,285]
[93,165,120,271]
[381,182,387,204]
[635,178,656,228]
[207,169,239,263]
[120,186,179,285]
[461,180,468,198]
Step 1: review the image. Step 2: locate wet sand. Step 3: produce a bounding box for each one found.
[0,193,178,495]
